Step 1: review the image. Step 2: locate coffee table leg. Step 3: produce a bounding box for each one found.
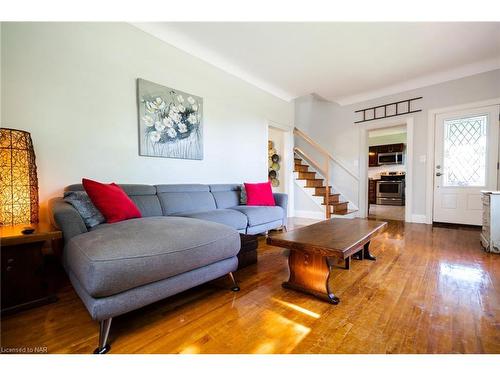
[363,242,376,261]
[282,249,340,305]
[353,241,376,261]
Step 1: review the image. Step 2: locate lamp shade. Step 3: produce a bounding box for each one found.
[0,128,39,226]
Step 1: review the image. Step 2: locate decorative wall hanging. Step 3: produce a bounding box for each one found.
[268,140,280,187]
[0,128,39,226]
[137,78,203,160]
[354,97,422,124]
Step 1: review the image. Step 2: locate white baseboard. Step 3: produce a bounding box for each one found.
[293,210,325,220]
[410,214,428,223]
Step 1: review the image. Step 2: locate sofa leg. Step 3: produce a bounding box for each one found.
[228,272,240,292]
[93,318,112,354]
[282,225,288,232]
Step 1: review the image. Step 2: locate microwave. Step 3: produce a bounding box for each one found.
[378,152,403,165]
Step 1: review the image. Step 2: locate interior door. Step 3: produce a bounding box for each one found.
[433,105,499,225]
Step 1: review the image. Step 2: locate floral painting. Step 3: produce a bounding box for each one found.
[137,78,203,159]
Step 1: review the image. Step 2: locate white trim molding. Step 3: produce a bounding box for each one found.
[426,97,500,224]
[359,116,414,223]
[411,214,428,224]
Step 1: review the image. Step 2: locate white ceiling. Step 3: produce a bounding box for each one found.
[133,22,500,105]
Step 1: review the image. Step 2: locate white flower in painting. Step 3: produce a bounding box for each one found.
[177,95,184,103]
[142,115,154,127]
[178,123,188,133]
[187,113,197,125]
[145,101,156,113]
[163,117,174,128]
[154,121,166,132]
[154,97,166,110]
[191,104,198,111]
[166,127,177,138]
[170,105,179,113]
[178,104,186,113]
[145,97,166,112]
[149,131,161,143]
[187,96,195,105]
[170,112,181,123]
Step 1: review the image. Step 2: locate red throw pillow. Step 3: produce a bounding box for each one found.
[82,178,142,223]
[244,181,275,206]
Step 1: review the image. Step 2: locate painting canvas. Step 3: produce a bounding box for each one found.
[137,78,203,159]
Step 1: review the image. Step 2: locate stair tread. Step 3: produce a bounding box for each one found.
[322,201,348,206]
[313,193,340,197]
[333,209,358,215]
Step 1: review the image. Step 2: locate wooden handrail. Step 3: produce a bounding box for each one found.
[293,127,359,181]
[294,127,333,160]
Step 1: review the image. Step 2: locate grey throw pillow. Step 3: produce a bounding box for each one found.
[64,191,105,228]
[240,185,247,205]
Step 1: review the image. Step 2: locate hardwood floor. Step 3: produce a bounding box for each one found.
[1,218,499,354]
[368,204,405,221]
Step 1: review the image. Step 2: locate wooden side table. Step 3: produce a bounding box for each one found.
[1,223,63,315]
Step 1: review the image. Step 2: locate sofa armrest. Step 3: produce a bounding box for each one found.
[49,197,88,244]
[273,193,288,227]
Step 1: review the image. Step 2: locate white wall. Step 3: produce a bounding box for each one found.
[294,69,500,219]
[1,23,293,219]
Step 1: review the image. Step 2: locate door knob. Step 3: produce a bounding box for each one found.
[436,172,442,176]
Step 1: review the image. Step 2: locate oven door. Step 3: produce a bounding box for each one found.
[376,181,402,198]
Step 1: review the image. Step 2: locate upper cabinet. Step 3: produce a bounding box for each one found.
[368,143,405,167]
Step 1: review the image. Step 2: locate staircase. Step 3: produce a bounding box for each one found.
[293,127,359,219]
[294,155,355,216]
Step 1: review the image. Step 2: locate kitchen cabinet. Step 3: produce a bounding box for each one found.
[368,179,377,204]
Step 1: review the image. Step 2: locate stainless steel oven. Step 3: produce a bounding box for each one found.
[376,172,405,205]
[378,152,403,165]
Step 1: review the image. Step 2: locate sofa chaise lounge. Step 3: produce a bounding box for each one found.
[49,183,288,353]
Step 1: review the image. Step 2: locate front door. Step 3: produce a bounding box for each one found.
[433,105,499,225]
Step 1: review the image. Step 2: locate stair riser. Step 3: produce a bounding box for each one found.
[331,202,349,213]
[314,187,331,195]
[298,172,316,179]
[320,195,340,204]
[294,165,309,172]
[305,180,324,188]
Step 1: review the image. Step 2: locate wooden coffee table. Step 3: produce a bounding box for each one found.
[267,218,387,304]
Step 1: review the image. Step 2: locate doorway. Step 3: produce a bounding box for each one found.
[267,122,294,217]
[359,117,414,223]
[431,105,499,225]
[367,125,407,221]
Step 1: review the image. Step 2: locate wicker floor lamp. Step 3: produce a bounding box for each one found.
[0,128,39,228]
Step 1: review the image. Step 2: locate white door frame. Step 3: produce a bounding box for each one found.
[359,116,414,223]
[267,120,294,217]
[425,98,500,224]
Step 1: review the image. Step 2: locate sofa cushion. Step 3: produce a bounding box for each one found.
[82,179,142,223]
[231,205,284,227]
[209,184,242,209]
[156,184,216,215]
[244,182,276,206]
[63,191,105,228]
[175,209,247,230]
[65,216,240,298]
[65,184,162,218]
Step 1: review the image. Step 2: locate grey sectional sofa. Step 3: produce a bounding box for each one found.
[49,183,287,353]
